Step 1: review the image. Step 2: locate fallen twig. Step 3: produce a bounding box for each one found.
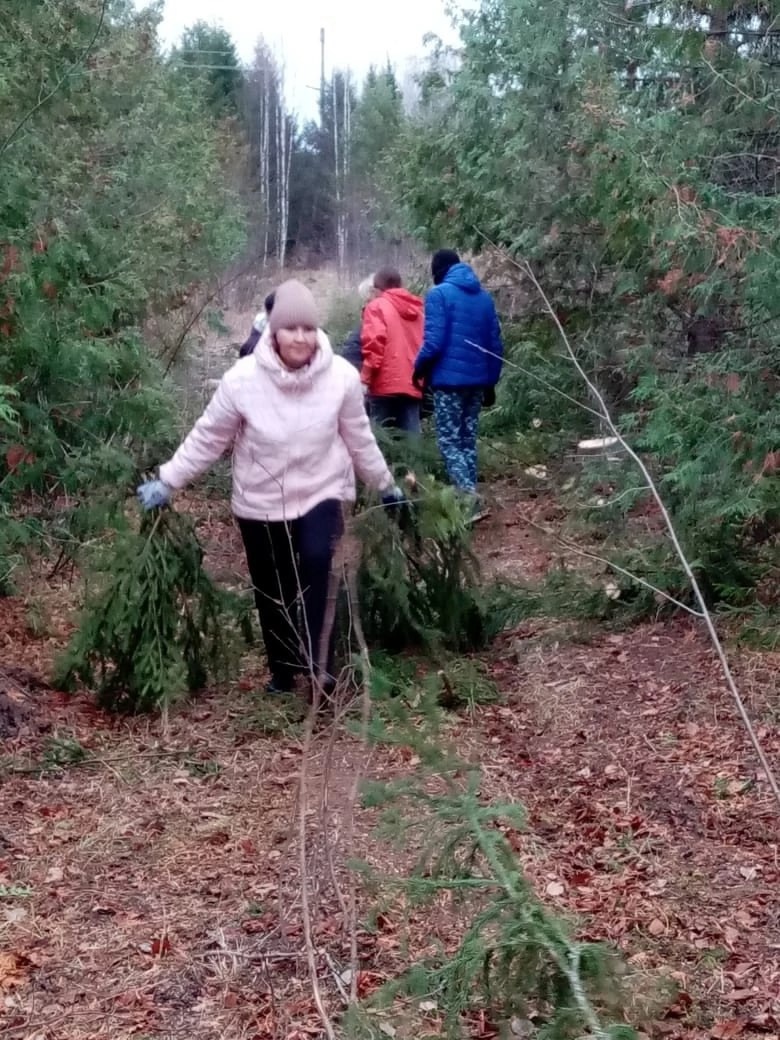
[323,948,351,1005]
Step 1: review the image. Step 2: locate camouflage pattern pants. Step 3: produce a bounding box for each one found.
[433,388,484,493]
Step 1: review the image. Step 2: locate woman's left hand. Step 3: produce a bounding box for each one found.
[381,485,405,508]
[136,479,171,511]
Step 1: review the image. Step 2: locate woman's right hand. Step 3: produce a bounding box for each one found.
[136,479,171,511]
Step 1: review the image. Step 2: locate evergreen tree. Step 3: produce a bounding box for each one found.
[352,63,403,181]
[171,21,244,116]
[386,0,780,604]
[0,1,244,586]
[287,71,357,261]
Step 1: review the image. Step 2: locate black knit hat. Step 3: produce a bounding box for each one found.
[431,249,460,285]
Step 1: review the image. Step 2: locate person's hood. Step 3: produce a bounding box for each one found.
[254,328,333,389]
[443,262,482,294]
[382,287,424,321]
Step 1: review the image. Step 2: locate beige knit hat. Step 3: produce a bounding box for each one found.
[268,279,319,335]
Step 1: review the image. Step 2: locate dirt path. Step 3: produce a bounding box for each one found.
[1,486,779,1039]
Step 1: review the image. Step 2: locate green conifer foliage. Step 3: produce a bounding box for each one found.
[55,508,253,713]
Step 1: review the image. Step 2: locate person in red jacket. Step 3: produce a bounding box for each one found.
[360,267,424,433]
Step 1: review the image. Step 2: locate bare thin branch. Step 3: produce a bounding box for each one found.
[520,513,705,618]
[298,695,337,1040]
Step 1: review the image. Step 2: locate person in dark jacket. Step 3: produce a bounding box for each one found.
[413,250,503,512]
[340,276,377,372]
[239,291,275,357]
[341,327,363,371]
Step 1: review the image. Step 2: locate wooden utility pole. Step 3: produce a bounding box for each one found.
[319,28,325,125]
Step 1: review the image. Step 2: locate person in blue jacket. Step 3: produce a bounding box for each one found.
[413,250,503,515]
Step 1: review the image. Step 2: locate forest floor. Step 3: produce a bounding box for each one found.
[1,284,779,1040]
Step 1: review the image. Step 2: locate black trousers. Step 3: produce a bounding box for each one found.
[237,500,344,689]
[369,394,422,434]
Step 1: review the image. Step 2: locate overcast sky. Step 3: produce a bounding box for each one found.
[156,0,462,121]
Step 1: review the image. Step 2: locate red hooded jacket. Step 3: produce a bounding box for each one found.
[360,288,424,399]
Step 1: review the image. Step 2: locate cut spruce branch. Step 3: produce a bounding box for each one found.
[55,505,253,714]
[359,770,634,1039]
[356,477,488,652]
[471,228,780,811]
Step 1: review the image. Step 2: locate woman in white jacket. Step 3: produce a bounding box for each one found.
[137,280,402,695]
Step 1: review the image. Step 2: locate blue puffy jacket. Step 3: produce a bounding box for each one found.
[414,263,503,389]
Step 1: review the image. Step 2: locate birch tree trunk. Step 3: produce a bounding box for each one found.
[261,63,271,268]
[279,112,293,268]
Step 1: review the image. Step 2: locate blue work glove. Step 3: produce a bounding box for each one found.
[136,478,171,511]
[381,485,405,509]
[381,485,414,532]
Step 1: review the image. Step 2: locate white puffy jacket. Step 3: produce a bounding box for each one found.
[159,330,393,521]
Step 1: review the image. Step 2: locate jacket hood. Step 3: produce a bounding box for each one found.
[254,327,334,389]
[443,262,481,294]
[383,287,424,321]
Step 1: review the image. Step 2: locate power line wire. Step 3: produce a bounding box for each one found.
[171,48,238,55]
[172,63,243,72]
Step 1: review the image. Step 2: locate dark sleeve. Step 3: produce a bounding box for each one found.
[487,299,503,385]
[415,287,447,369]
[341,327,364,370]
[239,328,261,357]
